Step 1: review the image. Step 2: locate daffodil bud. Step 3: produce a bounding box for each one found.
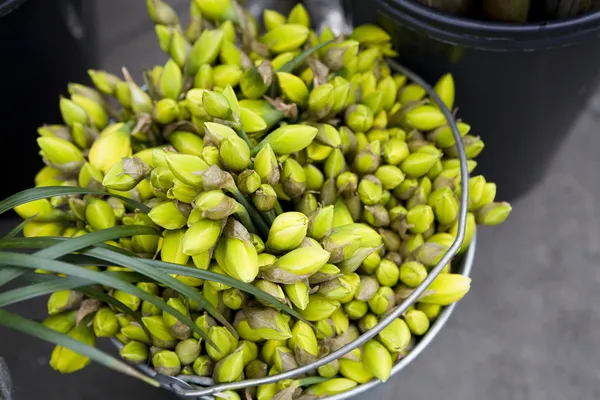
[193,355,214,376]
[50,324,95,373]
[215,218,259,283]
[261,24,309,53]
[253,124,318,156]
[266,212,309,252]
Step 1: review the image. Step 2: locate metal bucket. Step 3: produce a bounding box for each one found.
[111,54,473,399]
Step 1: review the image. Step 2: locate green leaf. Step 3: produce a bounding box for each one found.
[277,38,336,73]
[83,246,236,340]
[15,272,152,339]
[0,186,150,216]
[0,236,317,328]
[0,252,213,346]
[0,268,25,286]
[3,215,36,239]
[0,271,143,307]
[0,225,159,288]
[0,308,159,387]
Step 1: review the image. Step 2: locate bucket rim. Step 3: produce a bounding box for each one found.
[375,0,600,49]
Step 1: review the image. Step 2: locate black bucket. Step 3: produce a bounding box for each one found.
[342,0,600,201]
[0,0,97,201]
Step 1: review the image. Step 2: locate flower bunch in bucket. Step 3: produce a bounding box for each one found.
[0,0,511,398]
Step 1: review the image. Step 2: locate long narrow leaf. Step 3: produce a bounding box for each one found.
[277,38,336,73]
[0,237,315,325]
[0,252,213,346]
[16,272,152,338]
[0,186,150,215]
[0,272,143,307]
[83,246,235,337]
[4,215,36,239]
[0,309,159,387]
[36,225,160,259]
[0,226,159,287]
[0,268,25,286]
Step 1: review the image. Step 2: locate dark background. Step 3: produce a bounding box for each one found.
[1,0,599,399]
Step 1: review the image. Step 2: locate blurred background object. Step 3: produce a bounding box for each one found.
[0,0,97,200]
[0,1,599,400]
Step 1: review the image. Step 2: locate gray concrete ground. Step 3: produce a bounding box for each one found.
[1,1,600,399]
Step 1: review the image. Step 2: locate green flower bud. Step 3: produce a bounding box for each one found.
[158,59,182,100]
[43,310,77,334]
[88,123,132,173]
[206,325,238,361]
[358,313,378,333]
[252,184,277,212]
[307,205,334,240]
[246,359,268,379]
[271,346,298,373]
[37,136,85,172]
[323,148,347,179]
[353,140,381,175]
[193,355,214,376]
[359,252,381,276]
[282,158,307,198]
[331,199,353,229]
[404,309,430,336]
[376,259,400,287]
[375,165,405,190]
[363,204,390,228]
[50,324,95,373]
[321,230,361,264]
[427,187,458,225]
[277,72,309,106]
[203,90,231,120]
[175,338,201,365]
[148,201,188,230]
[405,204,434,234]
[344,300,368,320]
[417,302,442,320]
[88,69,121,95]
[317,273,360,301]
[152,350,181,376]
[282,281,309,310]
[240,65,270,100]
[263,9,286,31]
[298,294,340,321]
[120,341,149,364]
[213,347,245,383]
[213,64,243,88]
[194,0,236,22]
[350,24,391,44]
[308,263,341,285]
[358,175,383,206]
[254,143,280,186]
[261,24,309,53]
[222,288,249,310]
[193,64,214,90]
[363,339,392,382]
[377,318,412,353]
[476,202,512,226]
[419,273,471,305]
[266,212,308,252]
[187,29,225,75]
[338,352,373,384]
[368,286,395,315]
[253,124,318,156]
[162,297,191,340]
[70,94,108,129]
[92,307,119,337]
[167,131,203,157]
[181,218,222,255]
[253,280,286,306]
[308,83,335,118]
[85,198,116,230]
[292,193,316,216]
[307,378,358,396]
[265,245,330,282]
[215,218,259,283]
[333,223,383,249]
[317,359,340,378]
